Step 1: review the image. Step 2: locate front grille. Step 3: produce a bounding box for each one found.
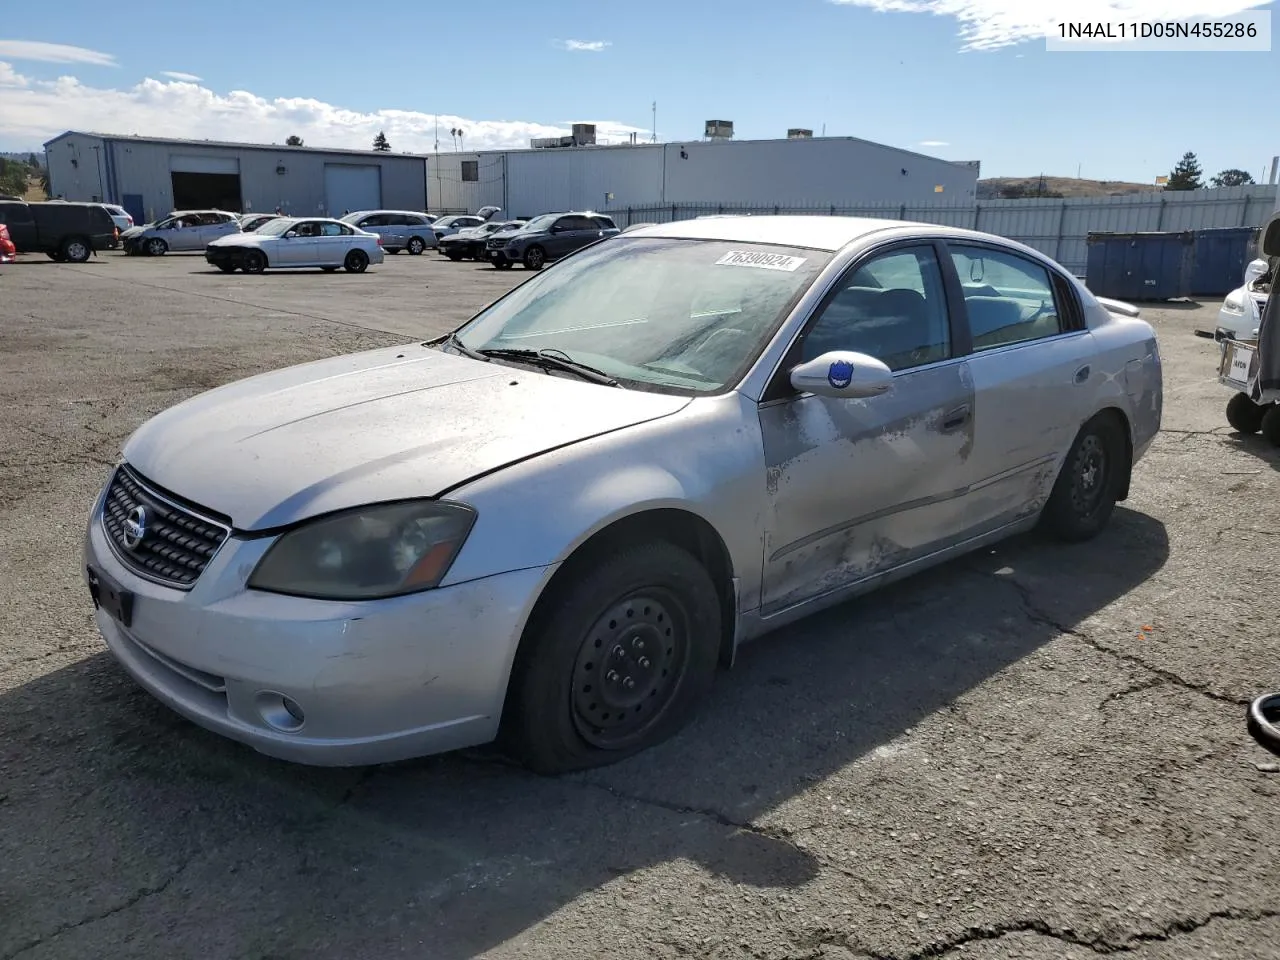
[101,465,231,589]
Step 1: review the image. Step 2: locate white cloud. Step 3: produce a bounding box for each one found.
[828,0,1272,50]
[0,40,116,66]
[919,140,949,146]
[160,71,203,82]
[0,63,647,152]
[560,39,611,51]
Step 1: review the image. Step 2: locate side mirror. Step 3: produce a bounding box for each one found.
[789,351,893,400]
[285,230,298,239]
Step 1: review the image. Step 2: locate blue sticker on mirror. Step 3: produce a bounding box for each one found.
[827,360,854,389]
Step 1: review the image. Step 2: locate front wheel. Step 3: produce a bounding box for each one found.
[1228,392,1267,435]
[406,237,426,255]
[216,263,236,273]
[1039,413,1127,542]
[242,250,266,274]
[523,245,546,270]
[501,541,721,775]
[344,249,369,273]
[1261,405,1280,446]
[145,238,168,256]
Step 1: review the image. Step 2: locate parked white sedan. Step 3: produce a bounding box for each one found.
[205,217,384,273]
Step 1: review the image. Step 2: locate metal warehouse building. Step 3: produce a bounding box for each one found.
[44,131,428,225]
[427,124,980,218]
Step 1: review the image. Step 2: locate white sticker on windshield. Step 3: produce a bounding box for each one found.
[715,250,807,272]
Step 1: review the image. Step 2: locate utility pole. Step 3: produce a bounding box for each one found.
[651,101,657,143]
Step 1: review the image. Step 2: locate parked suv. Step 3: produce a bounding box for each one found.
[339,210,437,254]
[0,199,118,262]
[431,214,485,241]
[121,210,241,255]
[485,211,619,270]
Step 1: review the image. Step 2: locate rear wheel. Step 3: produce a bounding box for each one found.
[1227,392,1266,434]
[216,263,236,273]
[62,237,91,263]
[344,249,369,273]
[523,245,546,270]
[242,250,266,274]
[146,238,168,256]
[1261,405,1280,447]
[407,236,426,255]
[1039,413,1127,542]
[501,541,721,775]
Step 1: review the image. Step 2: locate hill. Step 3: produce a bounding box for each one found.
[977,176,1157,200]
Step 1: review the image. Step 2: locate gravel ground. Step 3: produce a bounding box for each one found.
[1,250,1278,960]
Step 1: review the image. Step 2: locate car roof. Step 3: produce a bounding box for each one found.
[618,215,925,252]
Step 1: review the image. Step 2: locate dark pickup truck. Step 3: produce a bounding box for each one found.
[0,200,117,262]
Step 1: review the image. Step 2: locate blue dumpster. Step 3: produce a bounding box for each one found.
[1191,227,1260,297]
[1085,231,1195,301]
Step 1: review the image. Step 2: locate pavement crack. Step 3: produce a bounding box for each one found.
[574,778,782,838]
[1,858,193,960]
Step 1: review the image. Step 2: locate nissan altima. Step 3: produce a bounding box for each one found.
[83,216,1162,774]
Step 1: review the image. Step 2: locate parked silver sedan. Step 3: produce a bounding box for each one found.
[82,216,1162,773]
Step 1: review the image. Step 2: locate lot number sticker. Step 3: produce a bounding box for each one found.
[715,250,807,272]
[1229,348,1252,384]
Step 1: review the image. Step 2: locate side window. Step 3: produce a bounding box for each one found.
[592,216,617,229]
[799,245,952,372]
[319,222,345,237]
[558,215,592,232]
[360,214,385,228]
[294,221,318,237]
[949,245,1063,350]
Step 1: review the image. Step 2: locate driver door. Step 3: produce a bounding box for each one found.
[278,221,320,264]
[168,216,200,251]
[757,241,978,615]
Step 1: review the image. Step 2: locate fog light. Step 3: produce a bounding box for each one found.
[256,691,306,732]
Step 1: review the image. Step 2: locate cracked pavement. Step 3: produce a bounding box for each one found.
[1,254,1278,960]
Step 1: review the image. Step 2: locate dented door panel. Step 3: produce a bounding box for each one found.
[758,359,976,614]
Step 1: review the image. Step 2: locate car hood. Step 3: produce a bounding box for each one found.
[122,225,148,238]
[209,233,266,247]
[121,343,690,530]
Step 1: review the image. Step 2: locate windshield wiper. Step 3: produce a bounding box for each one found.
[477,347,619,386]
[444,331,489,361]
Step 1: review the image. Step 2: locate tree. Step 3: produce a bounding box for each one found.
[1165,151,1203,191]
[285,135,304,146]
[1211,168,1255,187]
[372,130,391,152]
[26,152,39,169]
[0,158,27,197]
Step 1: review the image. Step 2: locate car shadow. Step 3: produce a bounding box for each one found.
[1,509,1169,959]
[1221,430,1280,470]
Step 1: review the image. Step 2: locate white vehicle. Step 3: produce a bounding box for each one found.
[431,214,485,241]
[204,217,384,274]
[339,210,438,254]
[122,209,241,256]
[1214,210,1279,341]
[101,203,133,235]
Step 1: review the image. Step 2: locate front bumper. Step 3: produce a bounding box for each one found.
[485,245,521,263]
[83,480,554,766]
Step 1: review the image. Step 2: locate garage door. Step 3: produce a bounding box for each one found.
[325,164,381,215]
[170,154,240,175]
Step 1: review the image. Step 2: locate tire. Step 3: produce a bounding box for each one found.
[446,252,462,261]
[1226,392,1266,434]
[501,541,721,775]
[216,263,236,273]
[1039,413,1127,542]
[242,250,267,274]
[62,237,91,263]
[406,236,426,255]
[523,245,546,270]
[145,237,168,256]
[493,259,513,270]
[1261,405,1280,447]
[344,249,369,273]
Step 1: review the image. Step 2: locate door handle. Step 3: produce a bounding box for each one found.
[941,404,971,432]
[1074,365,1091,384]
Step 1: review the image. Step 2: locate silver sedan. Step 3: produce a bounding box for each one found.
[82,216,1163,773]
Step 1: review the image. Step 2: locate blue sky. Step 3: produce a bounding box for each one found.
[0,0,1276,182]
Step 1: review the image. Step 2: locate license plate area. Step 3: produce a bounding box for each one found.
[87,565,134,628]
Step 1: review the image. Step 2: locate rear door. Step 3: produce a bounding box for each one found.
[548,215,592,257]
[0,202,38,249]
[942,241,1096,533]
[203,212,240,244]
[314,221,353,265]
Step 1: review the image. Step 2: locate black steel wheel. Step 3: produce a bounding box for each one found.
[344,249,369,273]
[242,250,266,274]
[523,245,546,270]
[1226,392,1266,434]
[1261,405,1280,446]
[501,541,721,774]
[407,236,426,255]
[1039,413,1126,542]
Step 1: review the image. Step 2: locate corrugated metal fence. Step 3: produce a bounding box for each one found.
[602,184,1278,275]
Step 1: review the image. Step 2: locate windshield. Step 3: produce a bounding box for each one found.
[453,237,830,394]
[255,218,299,237]
[339,212,362,224]
[520,214,558,233]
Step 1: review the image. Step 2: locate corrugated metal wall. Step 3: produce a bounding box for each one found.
[45,133,109,202]
[603,184,1279,275]
[426,153,505,214]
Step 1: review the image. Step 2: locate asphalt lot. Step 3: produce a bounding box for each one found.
[2,247,1279,960]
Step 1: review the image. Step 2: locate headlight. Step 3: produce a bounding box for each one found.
[248,500,476,600]
[1222,291,1244,315]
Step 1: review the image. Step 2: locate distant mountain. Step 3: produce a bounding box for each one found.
[978,176,1156,200]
